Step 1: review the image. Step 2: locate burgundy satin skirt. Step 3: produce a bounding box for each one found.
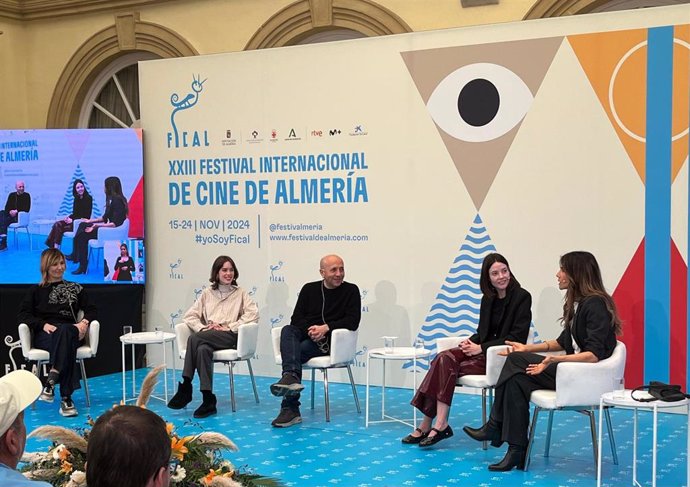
[410,347,486,418]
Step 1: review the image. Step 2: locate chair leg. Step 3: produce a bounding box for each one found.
[310,369,316,409]
[524,406,541,472]
[481,388,488,450]
[604,406,618,465]
[587,409,599,467]
[80,360,90,407]
[544,410,554,457]
[246,359,259,404]
[32,360,45,410]
[228,362,236,413]
[323,368,330,422]
[346,365,361,413]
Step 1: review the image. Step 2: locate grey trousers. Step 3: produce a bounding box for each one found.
[182,329,238,391]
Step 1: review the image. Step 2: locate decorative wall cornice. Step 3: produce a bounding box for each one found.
[0,0,178,21]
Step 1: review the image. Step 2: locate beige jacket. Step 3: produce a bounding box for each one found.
[183,285,258,333]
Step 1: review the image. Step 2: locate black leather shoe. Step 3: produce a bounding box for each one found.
[193,392,217,418]
[167,381,193,409]
[419,425,453,447]
[488,445,526,471]
[401,428,429,444]
[463,419,503,447]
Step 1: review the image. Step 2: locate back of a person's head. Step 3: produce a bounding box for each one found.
[87,406,170,487]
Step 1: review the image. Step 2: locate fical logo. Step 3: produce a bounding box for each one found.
[169,258,183,280]
[167,74,209,149]
[269,261,285,282]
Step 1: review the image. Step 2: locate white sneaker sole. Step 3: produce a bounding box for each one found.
[59,408,78,417]
[272,416,302,428]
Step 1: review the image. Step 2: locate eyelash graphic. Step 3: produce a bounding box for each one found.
[426,63,534,143]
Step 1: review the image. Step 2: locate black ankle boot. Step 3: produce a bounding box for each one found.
[488,444,526,471]
[193,391,217,418]
[167,381,193,409]
[462,418,503,447]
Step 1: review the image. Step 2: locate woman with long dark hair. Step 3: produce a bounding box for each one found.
[69,176,128,275]
[167,255,259,418]
[17,248,96,417]
[113,243,135,281]
[464,251,621,471]
[402,253,532,447]
[45,179,93,249]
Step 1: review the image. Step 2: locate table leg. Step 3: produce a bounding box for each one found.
[162,341,168,402]
[413,352,417,427]
[121,341,126,404]
[597,398,604,487]
[633,408,638,486]
[381,358,386,420]
[652,405,657,487]
[172,340,177,384]
[365,352,370,427]
[131,343,136,398]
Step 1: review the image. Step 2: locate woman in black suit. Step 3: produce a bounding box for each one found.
[113,243,135,281]
[402,253,532,447]
[464,250,621,471]
[45,179,93,249]
[69,176,128,275]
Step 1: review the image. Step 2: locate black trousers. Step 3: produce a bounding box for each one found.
[0,210,17,235]
[182,329,238,391]
[34,322,82,398]
[279,324,328,410]
[490,352,558,447]
[72,222,98,270]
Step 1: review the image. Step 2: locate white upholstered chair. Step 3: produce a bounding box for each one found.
[436,334,511,450]
[174,322,260,412]
[61,218,85,253]
[8,211,30,249]
[524,340,627,470]
[18,316,100,406]
[88,218,130,270]
[271,326,361,422]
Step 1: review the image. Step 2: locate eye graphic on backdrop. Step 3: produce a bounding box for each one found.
[426,63,534,143]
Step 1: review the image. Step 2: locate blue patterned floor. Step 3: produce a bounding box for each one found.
[23,369,689,487]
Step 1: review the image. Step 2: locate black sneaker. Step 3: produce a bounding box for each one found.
[59,398,78,417]
[193,393,217,419]
[39,382,55,403]
[271,408,302,428]
[270,373,304,397]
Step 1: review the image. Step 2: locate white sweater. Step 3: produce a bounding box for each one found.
[183,284,259,333]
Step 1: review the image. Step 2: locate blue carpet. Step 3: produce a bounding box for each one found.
[22,369,689,487]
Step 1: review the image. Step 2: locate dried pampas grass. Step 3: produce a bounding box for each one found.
[28,426,88,453]
[195,432,239,451]
[136,364,166,407]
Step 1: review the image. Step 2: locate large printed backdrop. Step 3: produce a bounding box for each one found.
[140,6,690,389]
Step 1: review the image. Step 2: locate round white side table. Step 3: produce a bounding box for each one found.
[120,331,177,404]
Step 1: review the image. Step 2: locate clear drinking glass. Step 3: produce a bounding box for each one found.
[154,326,163,338]
[413,338,425,352]
[123,325,133,337]
[612,377,626,399]
[383,336,396,354]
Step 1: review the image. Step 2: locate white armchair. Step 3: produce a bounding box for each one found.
[436,333,510,450]
[88,218,130,270]
[62,218,86,253]
[271,326,361,422]
[175,322,260,412]
[18,317,100,407]
[8,211,30,249]
[524,340,627,470]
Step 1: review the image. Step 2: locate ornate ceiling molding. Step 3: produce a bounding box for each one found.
[0,0,178,21]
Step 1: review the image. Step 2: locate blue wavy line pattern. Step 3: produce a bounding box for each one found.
[405,213,496,371]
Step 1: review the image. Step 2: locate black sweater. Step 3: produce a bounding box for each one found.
[4,191,31,213]
[290,280,361,334]
[18,281,97,333]
[70,193,93,220]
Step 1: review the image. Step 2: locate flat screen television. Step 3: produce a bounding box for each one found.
[0,129,144,284]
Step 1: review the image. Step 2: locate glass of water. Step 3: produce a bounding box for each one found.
[383,336,397,354]
[123,325,132,337]
[154,326,163,338]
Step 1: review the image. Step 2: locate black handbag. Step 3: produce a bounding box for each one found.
[631,381,688,402]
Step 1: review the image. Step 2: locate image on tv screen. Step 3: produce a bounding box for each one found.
[0,129,144,284]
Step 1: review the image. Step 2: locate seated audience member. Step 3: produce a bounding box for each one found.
[45,179,93,249]
[69,176,127,275]
[86,406,171,487]
[403,253,531,447]
[0,181,31,252]
[17,249,97,417]
[270,254,360,427]
[167,255,259,418]
[464,251,620,471]
[0,369,52,487]
[113,243,135,281]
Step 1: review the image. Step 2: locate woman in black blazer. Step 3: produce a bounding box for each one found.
[464,250,621,471]
[45,179,93,249]
[402,253,532,447]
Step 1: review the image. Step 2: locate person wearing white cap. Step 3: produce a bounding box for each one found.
[0,370,51,487]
